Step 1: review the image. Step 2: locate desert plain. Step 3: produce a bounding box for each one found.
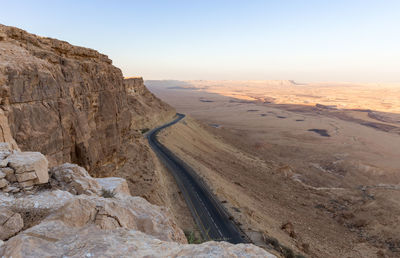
[147,80,400,257]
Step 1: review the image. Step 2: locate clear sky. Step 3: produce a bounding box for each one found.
[1,0,399,82]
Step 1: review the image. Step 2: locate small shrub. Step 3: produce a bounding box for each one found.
[184,230,204,244]
[140,128,149,134]
[264,235,279,248]
[281,246,295,258]
[263,234,306,258]
[185,230,196,244]
[12,207,50,230]
[101,188,116,198]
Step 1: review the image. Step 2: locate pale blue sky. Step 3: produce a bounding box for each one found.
[1,0,399,82]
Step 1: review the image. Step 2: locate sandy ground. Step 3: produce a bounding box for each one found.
[148,80,400,257]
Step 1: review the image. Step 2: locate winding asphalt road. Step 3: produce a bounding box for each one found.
[147,113,248,244]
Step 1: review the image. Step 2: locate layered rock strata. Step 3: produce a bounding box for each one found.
[0,24,175,203]
[0,142,48,193]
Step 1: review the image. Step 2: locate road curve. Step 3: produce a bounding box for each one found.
[147,113,249,244]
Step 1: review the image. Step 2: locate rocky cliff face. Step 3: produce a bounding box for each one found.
[0,24,175,203]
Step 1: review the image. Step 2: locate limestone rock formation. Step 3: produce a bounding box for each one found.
[0,162,187,244]
[0,142,49,192]
[50,163,130,197]
[8,152,49,184]
[0,156,274,257]
[0,24,173,172]
[0,189,274,257]
[96,177,130,197]
[50,163,100,196]
[47,195,186,243]
[0,24,175,204]
[125,77,173,130]
[0,207,23,240]
[1,224,274,258]
[0,156,187,244]
[0,111,19,151]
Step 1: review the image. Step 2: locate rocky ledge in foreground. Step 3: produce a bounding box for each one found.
[0,143,275,257]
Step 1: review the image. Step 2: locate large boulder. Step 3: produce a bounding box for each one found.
[0,149,49,192]
[0,222,274,258]
[0,190,74,211]
[50,163,100,196]
[96,177,130,197]
[0,207,23,240]
[50,163,130,197]
[0,188,186,244]
[48,195,186,243]
[7,151,49,184]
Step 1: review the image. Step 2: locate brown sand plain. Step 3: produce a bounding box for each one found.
[147,80,400,257]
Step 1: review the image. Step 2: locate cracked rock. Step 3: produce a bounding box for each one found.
[0,208,24,240]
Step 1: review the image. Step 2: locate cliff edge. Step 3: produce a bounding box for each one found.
[0,24,175,203]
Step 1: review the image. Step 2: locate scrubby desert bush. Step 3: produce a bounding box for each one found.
[184,230,204,244]
[100,188,116,198]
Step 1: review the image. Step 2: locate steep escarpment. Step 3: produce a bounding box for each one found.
[0,24,175,203]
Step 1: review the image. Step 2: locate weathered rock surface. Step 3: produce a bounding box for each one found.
[0,143,11,167]
[7,152,49,184]
[0,224,274,258]
[125,77,174,130]
[0,188,275,257]
[0,111,19,152]
[1,160,187,243]
[1,167,15,182]
[50,163,100,195]
[0,144,50,192]
[0,187,187,244]
[49,163,130,197]
[48,195,186,243]
[0,179,7,188]
[0,189,73,212]
[0,189,273,257]
[96,177,130,197]
[0,207,23,240]
[0,24,175,203]
[0,159,275,257]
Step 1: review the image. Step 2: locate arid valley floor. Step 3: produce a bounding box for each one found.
[147,80,400,257]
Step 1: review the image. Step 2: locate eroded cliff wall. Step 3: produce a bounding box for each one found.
[0,24,175,203]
